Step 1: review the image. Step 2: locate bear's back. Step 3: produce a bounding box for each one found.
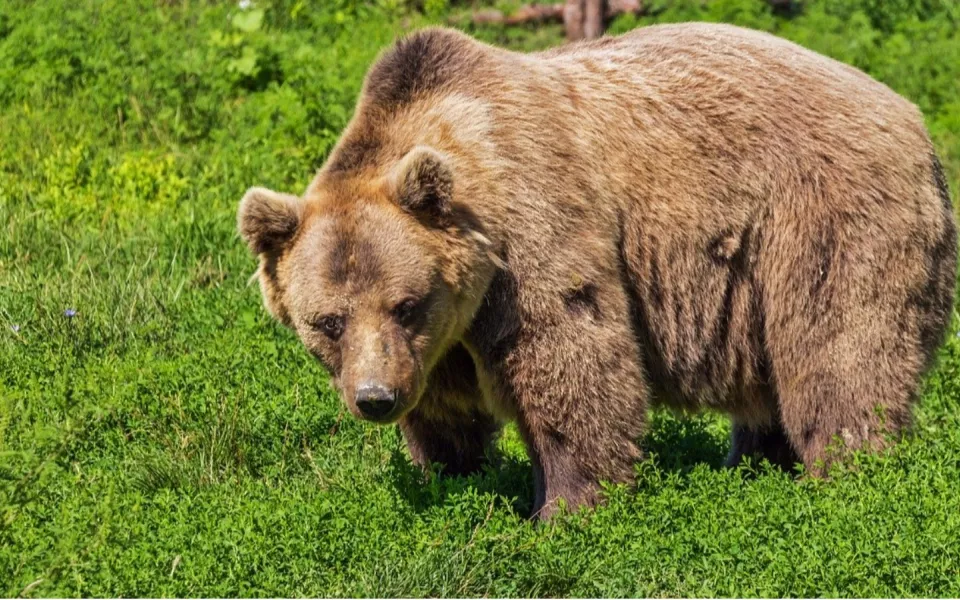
[535,22,924,147]
[539,22,897,103]
[522,22,934,226]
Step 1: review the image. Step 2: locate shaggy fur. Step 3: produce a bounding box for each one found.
[238,23,957,518]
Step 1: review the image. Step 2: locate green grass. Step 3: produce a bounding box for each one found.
[2,0,960,596]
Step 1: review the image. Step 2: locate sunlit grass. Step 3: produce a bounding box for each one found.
[1,0,960,596]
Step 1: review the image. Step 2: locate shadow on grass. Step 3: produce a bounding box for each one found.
[386,411,733,517]
[387,450,536,518]
[642,412,730,473]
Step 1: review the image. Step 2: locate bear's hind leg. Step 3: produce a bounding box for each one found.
[760,209,947,475]
[726,420,799,471]
[765,292,920,475]
[775,370,913,476]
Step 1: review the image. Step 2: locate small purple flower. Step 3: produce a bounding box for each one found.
[10,324,19,333]
[64,308,77,318]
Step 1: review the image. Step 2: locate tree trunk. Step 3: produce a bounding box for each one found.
[564,0,586,41]
[469,4,566,26]
[583,0,605,40]
[455,0,646,38]
[459,0,791,40]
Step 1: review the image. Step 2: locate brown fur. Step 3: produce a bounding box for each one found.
[238,24,957,518]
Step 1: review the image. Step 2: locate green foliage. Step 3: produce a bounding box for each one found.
[1,0,959,596]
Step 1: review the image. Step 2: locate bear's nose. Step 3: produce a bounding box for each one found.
[355,384,397,419]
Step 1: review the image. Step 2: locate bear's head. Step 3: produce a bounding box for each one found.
[238,146,500,423]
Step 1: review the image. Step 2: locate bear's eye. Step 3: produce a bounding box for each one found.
[312,315,344,340]
[392,298,420,326]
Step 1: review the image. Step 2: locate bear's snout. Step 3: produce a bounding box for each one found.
[354,383,399,421]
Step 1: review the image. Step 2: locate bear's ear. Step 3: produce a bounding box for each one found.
[392,146,454,218]
[237,187,304,254]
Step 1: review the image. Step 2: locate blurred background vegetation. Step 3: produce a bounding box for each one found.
[1,0,959,596]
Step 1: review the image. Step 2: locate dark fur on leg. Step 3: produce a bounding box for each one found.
[726,421,799,471]
[400,407,499,476]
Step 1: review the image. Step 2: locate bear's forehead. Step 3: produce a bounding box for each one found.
[326,231,385,287]
[290,204,434,295]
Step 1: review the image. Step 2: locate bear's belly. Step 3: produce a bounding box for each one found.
[627,226,776,425]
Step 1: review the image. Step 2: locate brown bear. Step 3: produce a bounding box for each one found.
[238,23,956,518]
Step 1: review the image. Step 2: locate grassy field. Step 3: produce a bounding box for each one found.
[2,0,960,596]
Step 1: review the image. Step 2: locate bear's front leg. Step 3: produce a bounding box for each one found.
[398,344,500,477]
[399,405,499,477]
[500,287,650,519]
